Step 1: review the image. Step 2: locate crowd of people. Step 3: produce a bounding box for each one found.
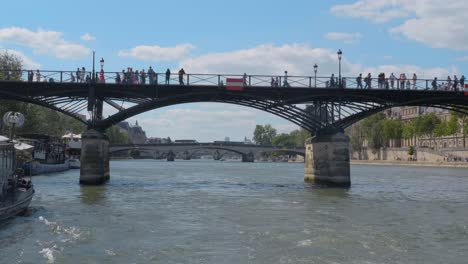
[352,72,465,91]
[2,67,467,92]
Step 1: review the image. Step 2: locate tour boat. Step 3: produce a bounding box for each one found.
[0,141,34,221]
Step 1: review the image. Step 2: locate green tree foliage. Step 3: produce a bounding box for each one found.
[253,124,277,145]
[361,112,386,150]
[382,119,403,140]
[106,126,131,144]
[272,133,295,148]
[0,51,22,80]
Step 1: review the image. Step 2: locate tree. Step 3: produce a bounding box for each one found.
[272,133,295,148]
[253,124,277,145]
[361,112,386,151]
[382,119,403,142]
[106,126,131,144]
[347,122,365,159]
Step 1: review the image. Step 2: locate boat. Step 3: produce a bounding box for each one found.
[68,158,81,169]
[18,134,70,176]
[62,133,81,169]
[0,141,34,221]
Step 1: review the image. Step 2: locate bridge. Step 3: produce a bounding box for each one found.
[1,69,467,186]
[109,143,305,162]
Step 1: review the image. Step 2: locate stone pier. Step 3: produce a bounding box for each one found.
[242,152,255,162]
[304,131,350,186]
[80,129,110,185]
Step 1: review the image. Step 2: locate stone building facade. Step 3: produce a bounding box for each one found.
[117,121,148,144]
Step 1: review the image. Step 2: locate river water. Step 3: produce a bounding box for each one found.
[1,160,468,264]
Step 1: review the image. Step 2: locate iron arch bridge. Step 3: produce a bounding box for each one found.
[1,70,467,135]
[2,70,468,186]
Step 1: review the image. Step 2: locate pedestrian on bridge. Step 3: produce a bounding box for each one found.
[81,67,86,82]
[399,73,406,89]
[140,69,146,85]
[447,76,452,90]
[99,69,105,83]
[389,73,396,89]
[364,73,371,89]
[165,69,171,85]
[76,68,81,83]
[70,72,75,83]
[330,74,336,88]
[27,70,34,82]
[283,71,290,87]
[412,73,417,90]
[148,66,155,85]
[36,70,41,82]
[431,77,438,90]
[460,75,465,89]
[115,72,121,84]
[454,75,459,91]
[178,68,185,85]
[356,73,363,89]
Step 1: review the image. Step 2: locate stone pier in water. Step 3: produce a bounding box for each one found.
[80,129,110,185]
[304,131,350,186]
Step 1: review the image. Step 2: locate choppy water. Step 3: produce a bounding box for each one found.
[1,160,468,264]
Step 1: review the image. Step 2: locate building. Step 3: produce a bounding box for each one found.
[388,106,466,149]
[117,121,147,144]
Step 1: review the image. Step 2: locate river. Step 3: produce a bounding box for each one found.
[1,160,468,264]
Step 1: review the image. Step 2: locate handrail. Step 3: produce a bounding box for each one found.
[0,69,465,92]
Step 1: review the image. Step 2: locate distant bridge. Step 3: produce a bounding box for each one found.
[110,143,305,162]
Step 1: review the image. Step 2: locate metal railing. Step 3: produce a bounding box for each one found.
[0,69,465,92]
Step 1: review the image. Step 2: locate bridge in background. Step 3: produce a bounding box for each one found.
[1,69,467,186]
[110,143,305,162]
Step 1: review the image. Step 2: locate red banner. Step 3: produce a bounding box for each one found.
[226,78,244,91]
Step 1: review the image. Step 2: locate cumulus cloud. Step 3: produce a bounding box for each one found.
[1,49,40,69]
[81,33,95,41]
[331,0,468,50]
[133,104,260,141]
[110,43,459,139]
[178,43,457,78]
[179,44,353,76]
[325,32,362,44]
[118,44,194,61]
[0,27,91,59]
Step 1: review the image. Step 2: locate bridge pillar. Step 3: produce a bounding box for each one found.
[242,152,255,162]
[80,129,110,185]
[304,131,350,187]
[166,151,175,162]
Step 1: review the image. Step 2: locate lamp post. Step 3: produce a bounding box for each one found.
[337,49,342,88]
[313,64,318,88]
[92,51,95,82]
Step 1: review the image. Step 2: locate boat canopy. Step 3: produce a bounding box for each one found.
[62,133,81,139]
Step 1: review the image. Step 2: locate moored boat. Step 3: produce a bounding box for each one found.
[0,141,34,221]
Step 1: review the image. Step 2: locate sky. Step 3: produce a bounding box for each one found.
[1,0,467,141]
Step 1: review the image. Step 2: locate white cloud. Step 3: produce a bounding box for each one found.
[179,43,352,76]
[81,33,95,41]
[1,49,40,69]
[111,43,460,140]
[0,27,91,59]
[325,32,362,44]
[331,0,468,50]
[118,44,194,61]
[179,43,457,78]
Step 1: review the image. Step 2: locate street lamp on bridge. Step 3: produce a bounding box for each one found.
[337,49,343,88]
[313,64,318,88]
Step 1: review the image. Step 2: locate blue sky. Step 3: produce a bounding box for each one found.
[1,0,467,141]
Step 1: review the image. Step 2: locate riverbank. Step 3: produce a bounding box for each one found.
[352,160,468,168]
